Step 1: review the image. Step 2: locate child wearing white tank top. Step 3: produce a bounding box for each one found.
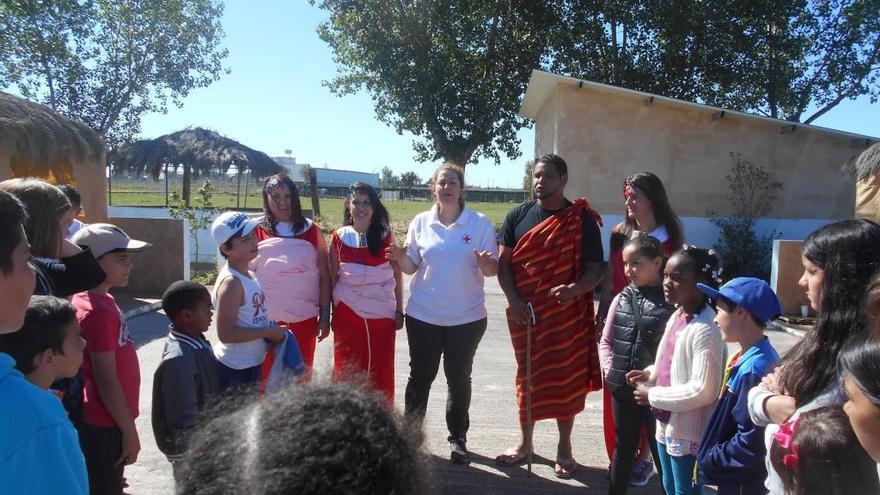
[209,212,286,391]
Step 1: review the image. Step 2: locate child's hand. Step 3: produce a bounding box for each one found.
[626,369,651,384]
[267,328,287,343]
[633,383,651,406]
[762,366,783,394]
[118,427,141,466]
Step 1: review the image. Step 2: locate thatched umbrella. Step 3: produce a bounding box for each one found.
[0,91,107,219]
[110,127,284,205]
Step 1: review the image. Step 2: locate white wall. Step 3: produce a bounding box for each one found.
[108,206,224,266]
[598,214,831,260]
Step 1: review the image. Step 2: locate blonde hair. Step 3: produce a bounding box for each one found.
[0,178,70,257]
[431,163,465,208]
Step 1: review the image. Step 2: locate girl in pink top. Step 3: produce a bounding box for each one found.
[251,174,331,369]
[330,183,403,403]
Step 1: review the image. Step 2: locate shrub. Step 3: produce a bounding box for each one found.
[709,153,783,282]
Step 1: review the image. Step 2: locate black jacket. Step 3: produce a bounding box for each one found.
[606,284,674,399]
[152,328,220,457]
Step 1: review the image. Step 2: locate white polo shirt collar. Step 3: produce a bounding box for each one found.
[428,204,472,228]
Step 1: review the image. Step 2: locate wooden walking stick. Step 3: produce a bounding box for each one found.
[525,302,536,476]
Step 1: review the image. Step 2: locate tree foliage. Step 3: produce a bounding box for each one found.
[0,0,228,145]
[552,0,880,123]
[398,171,421,187]
[313,0,880,168]
[709,153,783,282]
[379,165,398,187]
[313,0,557,167]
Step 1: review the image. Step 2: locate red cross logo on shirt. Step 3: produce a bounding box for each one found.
[462,234,472,244]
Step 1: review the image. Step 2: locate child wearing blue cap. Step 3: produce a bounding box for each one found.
[695,277,782,495]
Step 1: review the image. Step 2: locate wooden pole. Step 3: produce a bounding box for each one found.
[308,167,320,217]
[182,163,192,207]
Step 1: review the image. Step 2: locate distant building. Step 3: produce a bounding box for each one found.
[313,168,380,188]
[272,155,309,184]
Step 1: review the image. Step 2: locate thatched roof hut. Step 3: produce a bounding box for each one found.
[110,127,284,205]
[0,91,107,221]
[111,127,282,178]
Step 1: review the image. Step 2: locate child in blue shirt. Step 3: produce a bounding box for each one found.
[0,296,88,495]
[696,277,782,495]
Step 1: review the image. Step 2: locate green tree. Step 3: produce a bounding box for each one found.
[709,153,783,282]
[0,0,228,145]
[168,180,220,266]
[399,171,421,187]
[380,165,399,187]
[522,159,534,191]
[312,0,557,168]
[552,0,880,123]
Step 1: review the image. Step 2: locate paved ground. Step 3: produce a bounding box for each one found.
[120,276,800,494]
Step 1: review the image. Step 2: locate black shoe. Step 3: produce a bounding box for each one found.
[450,440,470,464]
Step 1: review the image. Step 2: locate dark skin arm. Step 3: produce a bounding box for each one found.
[498,245,531,324]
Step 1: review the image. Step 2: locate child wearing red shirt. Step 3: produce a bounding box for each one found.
[70,223,151,495]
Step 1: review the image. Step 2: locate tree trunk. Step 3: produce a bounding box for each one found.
[182,163,192,207]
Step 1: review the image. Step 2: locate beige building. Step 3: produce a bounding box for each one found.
[519,70,877,249]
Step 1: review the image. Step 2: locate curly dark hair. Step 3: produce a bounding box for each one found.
[770,406,878,495]
[779,219,880,406]
[179,381,431,495]
[343,183,390,257]
[671,245,722,291]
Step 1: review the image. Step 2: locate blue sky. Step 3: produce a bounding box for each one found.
[139,0,880,188]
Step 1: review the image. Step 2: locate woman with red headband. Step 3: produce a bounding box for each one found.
[598,172,683,486]
[251,174,331,370]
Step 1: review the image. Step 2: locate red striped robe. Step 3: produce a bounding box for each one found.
[506,198,604,424]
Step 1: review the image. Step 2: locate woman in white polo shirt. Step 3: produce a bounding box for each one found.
[386,163,498,465]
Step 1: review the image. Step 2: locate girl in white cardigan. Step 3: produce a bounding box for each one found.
[629,246,726,495]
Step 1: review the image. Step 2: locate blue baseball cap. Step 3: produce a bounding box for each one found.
[697,277,782,325]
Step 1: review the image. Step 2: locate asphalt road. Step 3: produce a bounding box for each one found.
[120,276,800,494]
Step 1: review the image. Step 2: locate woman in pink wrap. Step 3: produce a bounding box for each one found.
[329,183,403,403]
[251,174,331,369]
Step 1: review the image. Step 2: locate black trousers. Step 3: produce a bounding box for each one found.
[403,315,487,443]
[77,422,124,495]
[608,387,663,495]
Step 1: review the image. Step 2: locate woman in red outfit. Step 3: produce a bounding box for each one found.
[251,174,331,369]
[329,184,403,403]
[597,172,683,485]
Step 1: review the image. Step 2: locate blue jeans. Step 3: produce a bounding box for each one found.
[656,442,703,495]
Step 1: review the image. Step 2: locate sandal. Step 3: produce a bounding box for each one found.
[554,458,578,479]
[495,448,530,466]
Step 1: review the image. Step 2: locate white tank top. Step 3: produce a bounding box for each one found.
[211,265,269,369]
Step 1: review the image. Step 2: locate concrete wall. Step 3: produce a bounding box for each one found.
[108,217,186,293]
[535,84,864,221]
[771,240,812,316]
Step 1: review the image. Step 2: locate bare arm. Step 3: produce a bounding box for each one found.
[498,245,530,323]
[215,276,284,344]
[328,238,339,290]
[317,232,331,307]
[92,351,140,465]
[764,395,797,424]
[386,244,418,275]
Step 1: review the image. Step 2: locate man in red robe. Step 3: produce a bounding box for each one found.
[495,154,605,479]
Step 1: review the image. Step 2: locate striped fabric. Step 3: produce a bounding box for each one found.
[507,198,604,424]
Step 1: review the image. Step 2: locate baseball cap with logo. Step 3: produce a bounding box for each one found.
[211,211,260,246]
[71,223,152,258]
[697,277,782,326]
